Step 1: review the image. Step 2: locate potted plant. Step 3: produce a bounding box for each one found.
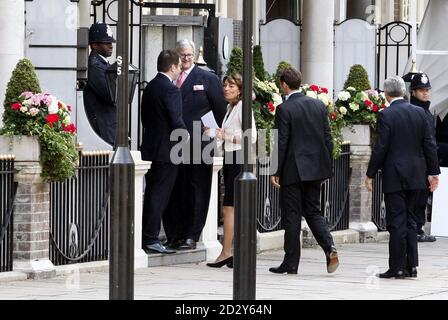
[337,64,387,146]
[0,60,78,182]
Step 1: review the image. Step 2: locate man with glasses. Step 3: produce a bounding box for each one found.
[163,39,227,251]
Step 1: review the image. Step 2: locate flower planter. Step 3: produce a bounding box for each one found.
[0,135,40,162]
[341,124,371,146]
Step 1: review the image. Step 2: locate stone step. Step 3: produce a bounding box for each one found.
[147,248,206,267]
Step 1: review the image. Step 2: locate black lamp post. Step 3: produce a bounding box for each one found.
[234,0,257,300]
[106,63,140,105]
[109,0,135,300]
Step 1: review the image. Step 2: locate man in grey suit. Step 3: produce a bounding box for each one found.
[366,76,440,279]
[269,67,339,275]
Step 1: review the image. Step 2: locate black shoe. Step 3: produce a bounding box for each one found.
[326,247,339,274]
[377,269,405,279]
[206,256,233,268]
[178,238,196,250]
[163,239,183,249]
[143,243,176,254]
[417,233,436,242]
[269,264,298,274]
[405,267,418,278]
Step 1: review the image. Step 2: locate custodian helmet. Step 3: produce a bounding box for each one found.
[410,73,432,90]
[88,22,116,44]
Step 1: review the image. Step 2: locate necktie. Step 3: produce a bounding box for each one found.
[176,72,186,88]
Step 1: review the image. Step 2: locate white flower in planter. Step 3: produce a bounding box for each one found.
[47,95,59,114]
[337,91,351,101]
[306,90,317,99]
[349,102,360,112]
[339,107,348,115]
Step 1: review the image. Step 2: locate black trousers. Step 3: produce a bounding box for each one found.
[164,163,213,242]
[384,190,419,271]
[142,163,179,246]
[280,180,335,269]
[414,188,429,234]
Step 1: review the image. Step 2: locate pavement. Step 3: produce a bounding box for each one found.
[0,238,448,300]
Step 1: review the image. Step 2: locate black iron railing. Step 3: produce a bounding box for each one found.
[256,158,282,233]
[372,170,387,231]
[321,143,351,231]
[0,155,17,273]
[254,143,351,233]
[49,151,111,266]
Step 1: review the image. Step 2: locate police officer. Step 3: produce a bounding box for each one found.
[409,73,437,242]
[83,22,116,146]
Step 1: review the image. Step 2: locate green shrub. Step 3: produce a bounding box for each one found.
[274,61,292,89]
[226,47,243,76]
[253,45,267,81]
[3,59,41,122]
[343,64,371,91]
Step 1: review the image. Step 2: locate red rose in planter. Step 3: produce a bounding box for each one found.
[46,114,60,127]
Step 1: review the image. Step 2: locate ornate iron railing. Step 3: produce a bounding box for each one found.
[254,143,351,233]
[0,155,17,272]
[321,143,351,231]
[49,151,111,266]
[372,170,387,231]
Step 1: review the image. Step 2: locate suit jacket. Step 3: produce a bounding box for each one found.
[367,99,440,193]
[83,52,116,145]
[436,115,448,166]
[179,65,227,161]
[140,73,187,163]
[273,93,333,185]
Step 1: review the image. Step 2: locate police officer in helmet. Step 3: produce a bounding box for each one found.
[409,73,437,242]
[83,22,116,146]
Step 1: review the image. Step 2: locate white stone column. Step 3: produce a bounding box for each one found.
[78,0,91,28]
[131,151,151,269]
[0,0,25,124]
[301,0,334,93]
[199,157,223,261]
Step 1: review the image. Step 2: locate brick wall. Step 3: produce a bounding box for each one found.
[394,0,403,21]
[233,20,243,48]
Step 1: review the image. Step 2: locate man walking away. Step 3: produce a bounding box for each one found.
[269,67,339,275]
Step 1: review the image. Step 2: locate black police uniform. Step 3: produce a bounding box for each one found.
[409,73,437,242]
[83,23,116,145]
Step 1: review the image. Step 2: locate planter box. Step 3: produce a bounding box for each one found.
[0,135,40,162]
[341,124,371,146]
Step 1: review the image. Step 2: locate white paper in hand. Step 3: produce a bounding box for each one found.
[201,111,220,137]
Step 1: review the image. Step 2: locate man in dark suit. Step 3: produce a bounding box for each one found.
[163,39,227,250]
[408,73,437,242]
[269,67,339,275]
[366,76,440,279]
[140,50,187,254]
[83,22,116,145]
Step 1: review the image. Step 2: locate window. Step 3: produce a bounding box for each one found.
[266,0,300,23]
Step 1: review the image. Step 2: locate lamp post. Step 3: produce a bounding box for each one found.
[109,0,135,300]
[234,0,257,300]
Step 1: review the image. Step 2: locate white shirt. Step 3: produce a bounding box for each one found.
[180,64,195,81]
[220,100,257,152]
[285,90,301,101]
[390,97,404,105]
[98,54,109,64]
[160,72,173,82]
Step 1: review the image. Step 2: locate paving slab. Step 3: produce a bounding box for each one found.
[0,239,447,300]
